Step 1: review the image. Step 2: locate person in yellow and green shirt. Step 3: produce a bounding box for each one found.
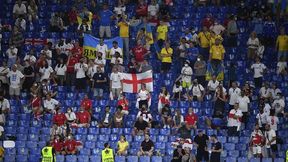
[117,135,129,156]
[209,38,225,71]
[160,41,173,73]
[276,27,288,61]
[198,26,211,61]
[102,143,114,162]
[156,21,168,48]
[118,15,130,61]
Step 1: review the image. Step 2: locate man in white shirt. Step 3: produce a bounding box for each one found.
[237,91,250,125]
[266,110,279,132]
[110,67,123,100]
[94,52,106,72]
[228,82,241,110]
[251,56,266,88]
[272,93,285,116]
[180,60,193,91]
[256,107,268,131]
[0,94,10,125]
[209,21,225,35]
[7,64,24,99]
[74,58,88,91]
[189,79,204,102]
[148,0,159,17]
[24,50,37,64]
[96,39,108,60]
[227,102,243,136]
[15,16,26,31]
[6,45,18,68]
[264,124,277,159]
[110,41,123,61]
[259,82,271,99]
[41,45,53,66]
[13,0,27,18]
[269,83,281,100]
[207,75,219,95]
[43,93,60,113]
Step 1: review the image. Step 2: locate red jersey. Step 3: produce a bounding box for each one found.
[251,130,263,145]
[31,97,41,108]
[67,57,78,73]
[132,45,148,63]
[53,113,67,126]
[185,113,198,125]
[118,99,129,111]
[71,46,83,58]
[64,139,81,152]
[202,18,214,28]
[81,99,92,111]
[51,139,63,152]
[77,111,91,124]
[136,4,148,17]
[68,10,78,24]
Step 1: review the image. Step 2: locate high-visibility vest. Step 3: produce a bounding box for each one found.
[101,148,114,162]
[41,146,54,162]
[286,150,288,162]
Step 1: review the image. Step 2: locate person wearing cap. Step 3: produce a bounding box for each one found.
[41,142,56,162]
[209,134,222,162]
[227,102,243,136]
[194,130,209,162]
[180,60,193,94]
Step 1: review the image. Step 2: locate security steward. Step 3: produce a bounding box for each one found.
[41,142,56,162]
[101,143,114,162]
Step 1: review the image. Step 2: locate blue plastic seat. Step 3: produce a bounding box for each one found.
[224,143,235,151]
[15,141,26,148]
[155,142,165,150]
[16,134,27,141]
[26,141,37,149]
[134,135,144,142]
[87,135,97,142]
[29,127,41,134]
[65,155,77,162]
[100,128,111,135]
[160,129,170,135]
[99,135,109,142]
[262,158,272,162]
[4,155,15,162]
[139,156,151,162]
[127,156,138,162]
[151,156,162,162]
[115,156,126,162]
[17,148,28,155]
[38,141,46,148]
[110,134,118,141]
[77,155,89,162]
[274,158,285,162]
[228,150,239,158]
[6,127,16,135]
[56,155,65,162]
[85,141,95,149]
[88,128,99,135]
[77,128,88,135]
[237,157,248,162]
[250,158,261,162]
[29,148,41,156]
[228,137,239,143]
[28,134,39,141]
[92,148,102,155]
[16,155,28,162]
[90,155,101,162]
[112,128,123,134]
[157,135,168,142]
[239,137,250,143]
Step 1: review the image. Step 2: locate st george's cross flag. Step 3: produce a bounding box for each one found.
[122,70,153,93]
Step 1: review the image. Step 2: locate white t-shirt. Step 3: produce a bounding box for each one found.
[54,64,67,76]
[0,98,10,110]
[87,65,97,78]
[65,112,77,121]
[55,43,72,55]
[173,85,182,93]
[110,47,123,57]
[138,89,149,100]
[272,98,285,115]
[23,55,36,63]
[265,129,276,148]
[238,96,250,112]
[74,63,88,79]
[181,66,193,83]
[251,63,266,78]
[41,49,53,66]
[136,111,152,123]
[277,61,287,74]
[7,70,24,88]
[207,80,219,91]
[247,37,259,49]
[191,84,204,97]
[13,3,27,15]
[264,103,271,116]
[259,87,271,98]
[96,44,108,59]
[114,6,126,15]
[148,4,159,16]
[269,88,281,99]
[227,109,243,127]
[39,66,54,81]
[256,112,268,127]
[44,98,59,110]
[94,59,105,72]
[210,24,225,35]
[110,72,123,89]
[6,48,18,59]
[111,57,123,65]
[0,66,10,84]
[266,116,279,131]
[228,87,241,105]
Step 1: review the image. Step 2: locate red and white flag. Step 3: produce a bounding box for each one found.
[122,70,153,93]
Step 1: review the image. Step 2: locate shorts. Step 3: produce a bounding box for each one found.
[252,145,262,154]
[111,88,121,98]
[278,51,287,60]
[9,87,20,96]
[75,78,86,90]
[99,26,111,38]
[182,81,191,88]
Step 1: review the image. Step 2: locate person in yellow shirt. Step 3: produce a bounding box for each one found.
[209,38,225,70]
[156,21,168,48]
[276,28,288,61]
[160,41,173,73]
[118,15,130,60]
[117,135,129,156]
[209,31,223,47]
[198,26,211,60]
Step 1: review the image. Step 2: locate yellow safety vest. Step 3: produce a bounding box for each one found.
[101,148,114,162]
[42,146,54,162]
[286,150,288,162]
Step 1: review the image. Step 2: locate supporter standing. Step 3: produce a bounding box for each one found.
[7,64,24,100]
[275,27,288,61]
[251,56,266,88]
[227,102,243,136]
[99,3,114,38]
[265,124,277,159]
[209,135,222,162]
[193,130,209,162]
[250,123,264,158]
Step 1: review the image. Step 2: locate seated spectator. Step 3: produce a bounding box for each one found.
[133,116,149,136]
[117,135,129,156]
[266,109,279,132]
[136,105,153,124]
[92,66,107,100]
[7,64,24,100]
[40,79,56,97]
[110,67,123,100]
[251,56,266,88]
[247,31,260,60]
[132,40,149,64]
[213,84,227,118]
[137,134,154,157]
[193,55,206,86]
[13,0,27,18]
[117,93,129,115]
[80,94,92,114]
[189,79,205,102]
[65,107,77,124]
[63,134,82,155]
[0,93,10,125]
[53,108,67,127]
[50,12,64,32]
[264,124,277,159]
[30,82,40,97]
[184,107,198,129]
[136,0,148,17]
[76,107,91,128]
[227,102,243,136]
[172,145,185,161]
[100,106,113,128]
[228,81,241,110]
[51,135,64,155]
[6,45,18,68]
[54,59,67,86]
[158,87,170,113]
[113,106,124,128]
[137,84,150,109]
[272,93,285,116]
[173,109,184,129]
[172,81,183,101]
[43,93,60,114]
[159,41,173,73]
[207,75,219,95]
[161,104,173,128]
[50,124,67,137]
